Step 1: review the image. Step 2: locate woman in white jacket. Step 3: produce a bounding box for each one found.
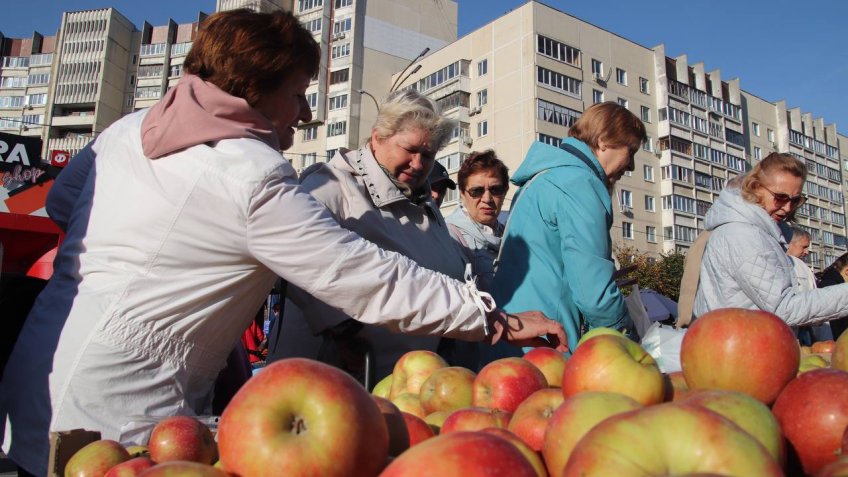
[0,10,565,476]
[694,152,848,324]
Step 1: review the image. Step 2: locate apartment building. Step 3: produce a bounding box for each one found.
[398,1,846,269]
[0,32,56,144]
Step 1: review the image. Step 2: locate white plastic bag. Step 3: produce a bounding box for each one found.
[640,322,686,373]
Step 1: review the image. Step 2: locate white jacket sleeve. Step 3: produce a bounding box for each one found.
[246,171,491,340]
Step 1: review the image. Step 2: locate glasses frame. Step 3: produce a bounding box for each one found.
[465,184,507,199]
[762,185,807,208]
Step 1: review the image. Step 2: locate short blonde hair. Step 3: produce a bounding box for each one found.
[741,152,807,205]
[369,90,456,151]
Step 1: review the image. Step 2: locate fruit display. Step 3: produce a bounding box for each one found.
[61,307,848,477]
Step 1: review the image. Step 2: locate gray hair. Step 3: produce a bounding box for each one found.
[369,89,456,152]
[789,226,811,244]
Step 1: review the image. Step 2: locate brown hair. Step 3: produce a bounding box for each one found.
[568,102,647,153]
[184,9,320,107]
[457,149,510,191]
[741,152,807,205]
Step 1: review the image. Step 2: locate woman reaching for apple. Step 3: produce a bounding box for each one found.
[694,152,848,325]
[0,10,566,477]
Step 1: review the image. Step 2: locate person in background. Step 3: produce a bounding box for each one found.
[272,89,482,382]
[445,150,509,292]
[491,102,645,354]
[429,161,457,207]
[0,11,566,476]
[241,306,268,366]
[817,252,848,339]
[786,227,828,344]
[694,152,848,327]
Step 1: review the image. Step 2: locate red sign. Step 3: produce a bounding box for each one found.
[50,149,71,168]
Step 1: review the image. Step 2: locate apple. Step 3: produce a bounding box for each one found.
[137,461,229,476]
[65,439,131,477]
[818,456,848,477]
[522,348,568,387]
[125,446,149,458]
[104,457,155,477]
[148,416,216,464]
[424,411,449,433]
[391,392,427,418]
[473,357,547,413]
[479,428,547,477]
[663,371,693,402]
[390,350,448,399]
[800,345,813,355]
[576,326,625,348]
[831,329,848,372]
[373,396,410,457]
[563,403,783,476]
[507,388,564,451]
[799,354,829,374]
[562,334,664,405]
[812,340,836,354]
[217,358,389,477]
[772,368,848,476]
[379,431,538,477]
[681,308,799,405]
[372,374,393,398]
[401,412,435,446]
[542,391,642,477]
[419,366,475,414]
[440,407,512,434]
[681,389,785,465]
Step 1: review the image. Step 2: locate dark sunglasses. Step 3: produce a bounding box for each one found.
[762,186,807,208]
[466,185,507,198]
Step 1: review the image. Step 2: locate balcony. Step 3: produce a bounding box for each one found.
[51,114,95,127]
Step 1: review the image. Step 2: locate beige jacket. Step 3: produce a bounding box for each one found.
[278,147,469,379]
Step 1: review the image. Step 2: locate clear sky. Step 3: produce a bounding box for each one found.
[3,0,847,134]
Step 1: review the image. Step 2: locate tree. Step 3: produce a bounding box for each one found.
[613,244,686,302]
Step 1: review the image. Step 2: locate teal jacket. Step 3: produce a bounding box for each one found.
[491,138,631,352]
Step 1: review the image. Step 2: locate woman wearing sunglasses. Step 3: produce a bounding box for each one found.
[694,152,848,325]
[445,150,510,292]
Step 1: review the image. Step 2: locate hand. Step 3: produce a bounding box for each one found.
[487,309,569,353]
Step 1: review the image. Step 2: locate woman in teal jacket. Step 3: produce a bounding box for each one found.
[491,102,647,353]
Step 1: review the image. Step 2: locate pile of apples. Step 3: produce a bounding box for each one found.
[65,307,848,477]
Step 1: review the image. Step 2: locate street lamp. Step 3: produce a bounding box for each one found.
[358,89,379,112]
[389,47,429,92]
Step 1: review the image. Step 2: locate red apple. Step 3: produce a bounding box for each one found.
[373,396,410,457]
[562,334,664,405]
[65,439,131,477]
[522,348,567,387]
[440,406,512,434]
[772,368,848,476]
[479,428,547,477]
[801,345,813,355]
[507,388,564,451]
[401,412,435,446]
[831,329,848,372]
[473,357,547,413]
[419,366,475,414]
[390,350,448,399]
[817,456,848,477]
[542,391,642,477]
[563,403,783,476]
[379,432,538,477]
[147,416,216,464]
[576,326,625,348]
[137,461,229,476]
[217,358,389,477]
[812,340,836,354]
[681,308,799,405]
[104,457,155,477]
[681,389,785,465]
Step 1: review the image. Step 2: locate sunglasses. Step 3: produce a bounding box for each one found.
[762,186,807,208]
[465,185,507,198]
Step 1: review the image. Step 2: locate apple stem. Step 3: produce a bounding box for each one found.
[292,416,307,435]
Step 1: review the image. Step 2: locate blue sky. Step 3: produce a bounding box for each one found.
[3,0,847,135]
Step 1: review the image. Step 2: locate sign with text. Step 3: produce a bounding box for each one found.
[0,131,43,170]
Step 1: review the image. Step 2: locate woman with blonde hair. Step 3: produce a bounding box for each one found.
[694,152,848,324]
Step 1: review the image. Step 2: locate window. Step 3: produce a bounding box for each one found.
[335,0,352,7]
[538,133,561,147]
[413,60,469,92]
[302,126,318,141]
[303,18,322,33]
[22,114,44,126]
[643,135,653,152]
[329,68,349,84]
[327,148,338,159]
[0,96,24,108]
[591,59,603,76]
[333,17,352,34]
[537,99,581,128]
[138,64,163,78]
[643,165,654,182]
[306,92,318,109]
[25,93,47,106]
[536,35,581,67]
[622,222,633,239]
[1,76,27,88]
[477,120,488,137]
[767,129,775,142]
[646,226,657,243]
[537,66,581,98]
[617,97,628,109]
[136,86,161,99]
[476,89,488,107]
[438,152,468,172]
[640,105,651,123]
[593,89,604,104]
[169,64,183,78]
[620,190,633,208]
[645,195,655,212]
[171,42,192,56]
[328,94,348,110]
[299,0,323,11]
[639,77,649,94]
[302,153,318,168]
[616,68,627,85]
[450,123,470,142]
[477,59,488,77]
[437,91,469,112]
[327,121,347,136]
[331,42,350,59]
[27,73,50,85]
[754,146,762,160]
[752,122,760,136]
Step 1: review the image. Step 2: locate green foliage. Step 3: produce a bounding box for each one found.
[614,244,686,301]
